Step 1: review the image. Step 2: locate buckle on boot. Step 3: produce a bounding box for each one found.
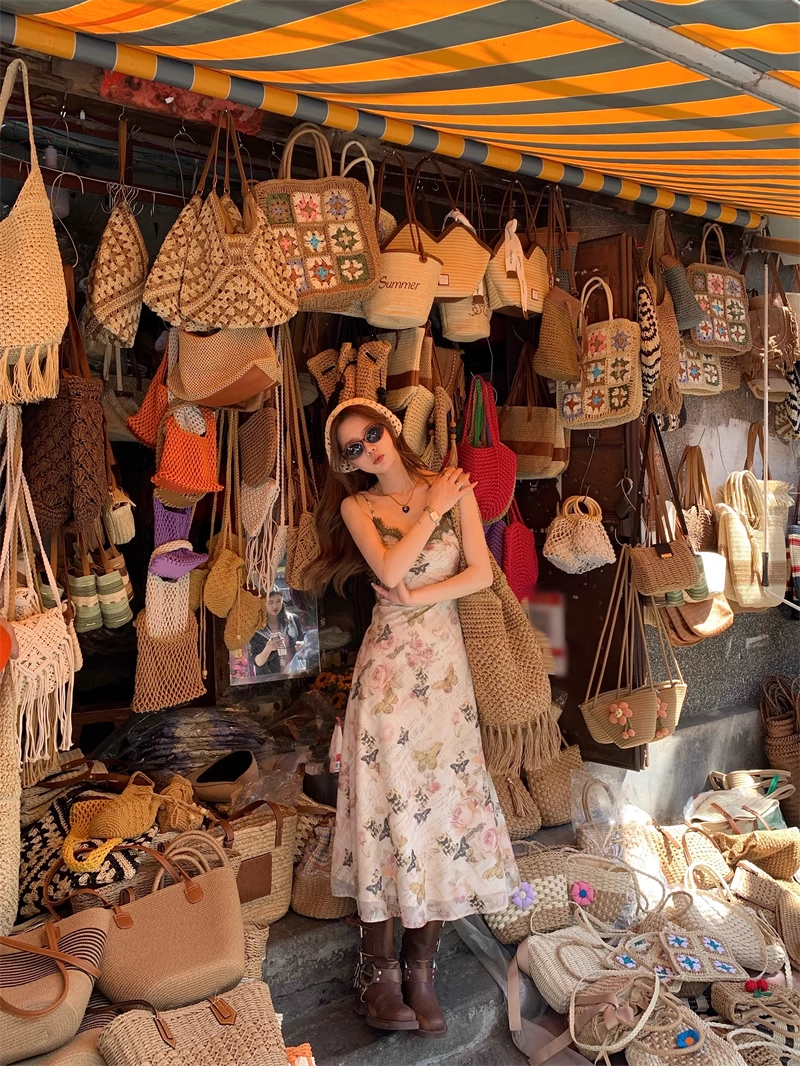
[355,958,381,1000]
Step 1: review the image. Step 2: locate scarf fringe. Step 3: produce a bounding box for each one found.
[0,344,60,405]
[647,371,683,417]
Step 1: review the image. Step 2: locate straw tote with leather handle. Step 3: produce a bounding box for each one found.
[485,180,548,318]
[72,835,246,1010]
[629,416,700,596]
[83,118,149,348]
[0,59,67,404]
[387,158,492,301]
[254,122,381,312]
[179,113,297,331]
[363,153,443,329]
[0,907,112,1065]
[500,346,568,479]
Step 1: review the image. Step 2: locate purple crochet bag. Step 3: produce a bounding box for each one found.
[153,497,192,547]
[148,539,208,579]
[485,520,506,566]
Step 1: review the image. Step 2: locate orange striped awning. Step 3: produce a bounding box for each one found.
[2,0,799,226]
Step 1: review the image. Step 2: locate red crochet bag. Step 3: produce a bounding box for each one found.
[503,499,538,601]
[459,376,516,524]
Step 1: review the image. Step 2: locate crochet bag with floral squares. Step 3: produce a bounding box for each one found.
[685,223,751,355]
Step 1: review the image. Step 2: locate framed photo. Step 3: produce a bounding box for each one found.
[228,562,320,687]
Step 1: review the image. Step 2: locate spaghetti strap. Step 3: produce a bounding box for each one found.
[358,491,376,519]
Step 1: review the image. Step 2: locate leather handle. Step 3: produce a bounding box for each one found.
[0,922,100,1019]
[217,799,285,847]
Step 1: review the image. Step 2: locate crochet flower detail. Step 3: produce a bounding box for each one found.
[615,953,637,969]
[570,881,594,907]
[512,882,536,910]
[715,961,737,975]
[667,934,689,949]
[656,698,668,720]
[703,937,724,954]
[653,965,673,981]
[676,1029,701,1049]
[608,701,632,726]
[677,954,701,973]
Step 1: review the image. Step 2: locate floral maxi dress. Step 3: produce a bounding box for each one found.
[331,504,519,928]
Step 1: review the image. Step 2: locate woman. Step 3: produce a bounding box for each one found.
[307,397,518,1038]
[251,590,303,677]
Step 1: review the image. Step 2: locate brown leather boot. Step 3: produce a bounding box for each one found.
[354,918,419,1031]
[401,921,447,1037]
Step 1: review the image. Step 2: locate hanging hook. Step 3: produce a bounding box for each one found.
[579,433,597,500]
[268,141,280,179]
[237,133,253,184]
[151,189,157,217]
[172,122,197,203]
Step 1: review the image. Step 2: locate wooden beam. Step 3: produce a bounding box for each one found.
[752,235,800,257]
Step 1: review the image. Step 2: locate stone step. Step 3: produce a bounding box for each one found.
[279,947,519,1066]
[265,911,471,1019]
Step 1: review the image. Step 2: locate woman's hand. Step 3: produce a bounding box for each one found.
[372,581,414,607]
[426,467,476,516]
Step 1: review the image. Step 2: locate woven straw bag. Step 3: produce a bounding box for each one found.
[714,829,800,882]
[491,770,541,841]
[630,418,701,597]
[170,327,280,409]
[641,210,683,417]
[363,155,443,329]
[389,162,491,301]
[84,121,148,348]
[682,863,789,976]
[515,926,610,1015]
[209,801,297,925]
[559,973,661,1063]
[440,290,492,343]
[0,908,112,1065]
[557,277,643,431]
[402,385,435,457]
[291,814,356,920]
[499,346,564,480]
[132,608,205,713]
[451,506,558,780]
[580,547,686,749]
[179,116,297,330]
[644,823,731,888]
[687,785,794,835]
[533,286,583,382]
[658,214,705,332]
[533,185,580,295]
[484,842,569,944]
[0,60,67,404]
[253,123,380,313]
[485,181,548,317]
[635,281,662,405]
[679,340,723,395]
[98,981,287,1066]
[677,445,717,553]
[92,834,244,1010]
[380,327,424,412]
[339,140,396,245]
[527,738,583,827]
[626,996,742,1066]
[686,224,751,354]
[543,495,616,575]
[240,405,278,487]
[459,375,517,523]
[712,981,800,1047]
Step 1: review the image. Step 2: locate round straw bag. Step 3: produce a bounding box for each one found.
[362,154,442,329]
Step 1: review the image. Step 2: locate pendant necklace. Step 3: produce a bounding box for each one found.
[381,483,416,513]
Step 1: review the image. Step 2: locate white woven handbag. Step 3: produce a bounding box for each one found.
[686,784,793,835]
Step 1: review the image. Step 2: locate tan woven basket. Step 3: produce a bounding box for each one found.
[291,815,356,920]
[484,841,570,944]
[527,740,583,827]
[209,800,297,924]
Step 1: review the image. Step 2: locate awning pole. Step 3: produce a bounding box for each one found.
[761,258,770,588]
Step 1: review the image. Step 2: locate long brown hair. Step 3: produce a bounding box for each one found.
[305,404,430,595]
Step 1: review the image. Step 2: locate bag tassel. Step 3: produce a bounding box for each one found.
[503,772,541,820]
[647,371,683,417]
[40,342,60,399]
[12,346,32,403]
[481,715,561,780]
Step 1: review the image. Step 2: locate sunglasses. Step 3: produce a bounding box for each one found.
[341,423,386,461]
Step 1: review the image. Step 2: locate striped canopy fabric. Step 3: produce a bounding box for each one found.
[3,0,799,224]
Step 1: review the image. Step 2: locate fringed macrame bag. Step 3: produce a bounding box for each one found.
[0,408,75,788]
[0,60,67,404]
[450,507,558,780]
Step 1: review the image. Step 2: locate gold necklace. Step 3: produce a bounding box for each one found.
[380,482,417,513]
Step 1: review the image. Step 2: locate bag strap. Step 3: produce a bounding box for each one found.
[745,421,773,480]
[278,123,332,179]
[0,60,38,171]
[376,152,428,258]
[580,276,614,322]
[214,798,286,848]
[700,223,727,266]
[454,169,487,241]
[192,112,226,197]
[633,416,690,548]
[339,141,377,206]
[0,921,102,1019]
[480,376,503,450]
